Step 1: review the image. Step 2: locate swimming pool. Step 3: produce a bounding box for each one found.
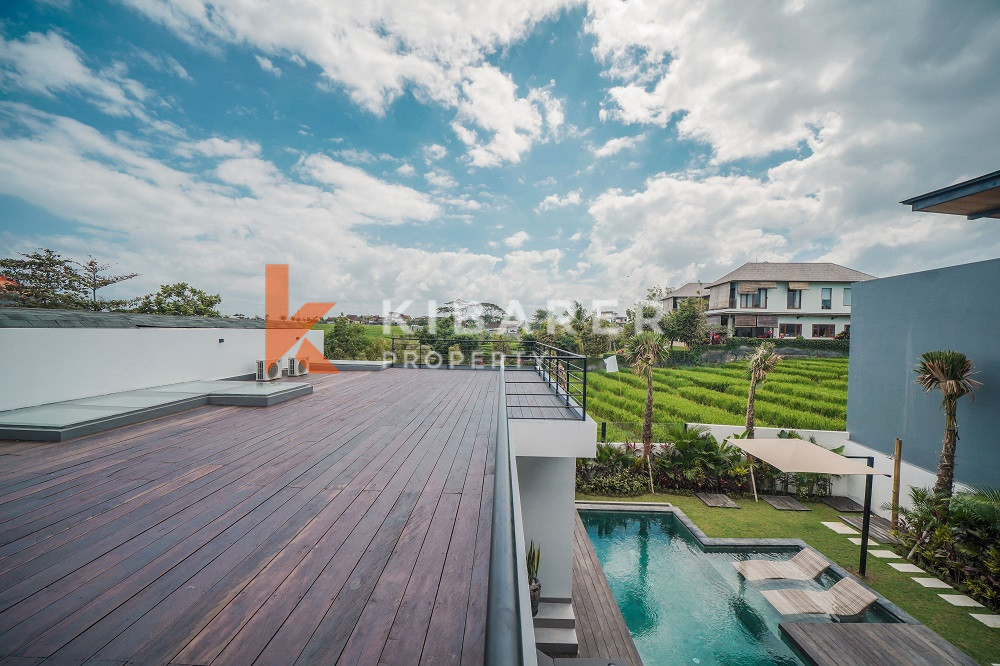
[580,509,898,666]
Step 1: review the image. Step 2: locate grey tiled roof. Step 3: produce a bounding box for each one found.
[668,282,709,298]
[706,263,876,288]
[0,307,268,329]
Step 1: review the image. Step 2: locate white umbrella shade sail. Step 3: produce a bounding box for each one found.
[732,439,888,476]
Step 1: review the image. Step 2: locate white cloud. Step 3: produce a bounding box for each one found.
[424,168,457,189]
[592,134,645,158]
[423,143,448,163]
[254,55,282,77]
[334,147,377,163]
[174,137,261,159]
[536,189,582,213]
[503,230,530,248]
[0,31,150,119]
[452,65,564,167]
[569,232,584,241]
[396,162,416,176]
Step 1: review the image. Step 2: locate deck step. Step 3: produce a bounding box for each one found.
[533,601,575,628]
[535,626,579,655]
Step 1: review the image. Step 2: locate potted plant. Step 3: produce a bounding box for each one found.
[527,540,541,616]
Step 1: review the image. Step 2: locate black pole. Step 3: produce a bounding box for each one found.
[860,458,874,577]
[601,421,607,442]
[847,455,876,577]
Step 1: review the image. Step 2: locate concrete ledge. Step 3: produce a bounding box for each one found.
[328,359,391,371]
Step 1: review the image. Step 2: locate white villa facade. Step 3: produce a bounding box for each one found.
[704,262,875,339]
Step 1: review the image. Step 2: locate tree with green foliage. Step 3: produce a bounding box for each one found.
[663,295,707,349]
[0,248,88,309]
[73,256,139,311]
[132,282,221,316]
[621,331,669,492]
[915,350,981,498]
[324,315,370,360]
[745,341,779,438]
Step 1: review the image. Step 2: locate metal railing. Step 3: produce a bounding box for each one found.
[504,341,587,421]
[389,338,588,421]
[484,359,537,666]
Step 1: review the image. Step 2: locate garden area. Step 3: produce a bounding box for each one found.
[575,491,1000,665]
[586,356,848,434]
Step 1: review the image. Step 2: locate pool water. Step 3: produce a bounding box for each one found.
[580,510,898,666]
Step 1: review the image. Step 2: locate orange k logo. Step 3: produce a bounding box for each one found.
[265,264,339,373]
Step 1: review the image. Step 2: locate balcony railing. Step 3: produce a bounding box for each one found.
[389,338,587,421]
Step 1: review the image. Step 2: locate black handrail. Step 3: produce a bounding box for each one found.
[484,359,532,665]
[390,338,588,421]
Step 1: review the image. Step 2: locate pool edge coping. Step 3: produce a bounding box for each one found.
[574,500,920,626]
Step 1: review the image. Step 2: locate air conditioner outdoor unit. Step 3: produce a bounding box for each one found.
[256,359,282,381]
[288,357,309,376]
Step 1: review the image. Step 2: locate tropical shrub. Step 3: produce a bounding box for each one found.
[896,486,1000,610]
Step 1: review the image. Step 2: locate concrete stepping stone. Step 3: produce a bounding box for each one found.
[821,521,858,535]
[848,537,879,546]
[971,614,1000,628]
[868,549,901,559]
[912,577,953,589]
[938,594,983,607]
[888,562,923,573]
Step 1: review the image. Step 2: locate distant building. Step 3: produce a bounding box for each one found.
[599,310,627,325]
[661,282,709,311]
[704,262,875,339]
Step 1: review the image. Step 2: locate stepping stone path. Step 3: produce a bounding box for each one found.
[821,521,858,534]
[939,594,984,608]
[868,549,900,559]
[912,577,953,589]
[848,537,879,546]
[971,614,1000,628]
[888,562,924,573]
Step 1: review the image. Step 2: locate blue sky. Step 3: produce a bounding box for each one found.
[1,0,999,316]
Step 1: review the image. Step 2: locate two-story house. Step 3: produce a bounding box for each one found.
[661,282,709,311]
[704,262,875,339]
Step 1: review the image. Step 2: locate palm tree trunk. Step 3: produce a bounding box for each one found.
[644,374,655,493]
[745,378,757,438]
[934,396,959,497]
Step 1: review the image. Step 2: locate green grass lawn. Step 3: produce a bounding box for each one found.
[311,323,406,340]
[576,491,1000,665]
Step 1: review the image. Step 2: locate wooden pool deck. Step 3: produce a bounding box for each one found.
[780,621,978,666]
[572,512,643,666]
[0,369,497,665]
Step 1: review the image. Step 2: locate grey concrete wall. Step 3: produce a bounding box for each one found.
[847,258,1000,487]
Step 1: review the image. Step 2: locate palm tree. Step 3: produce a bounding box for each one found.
[914,350,981,498]
[745,342,779,438]
[621,331,669,492]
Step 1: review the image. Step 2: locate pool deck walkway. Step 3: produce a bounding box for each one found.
[0,369,497,666]
[572,512,643,666]
[780,621,978,666]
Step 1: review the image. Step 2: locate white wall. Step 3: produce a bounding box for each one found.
[516,456,575,601]
[509,417,597,458]
[0,327,323,411]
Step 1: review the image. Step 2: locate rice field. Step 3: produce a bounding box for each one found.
[587,357,848,436]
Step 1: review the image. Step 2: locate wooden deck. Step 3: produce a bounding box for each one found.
[572,512,643,666]
[762,495,811,511]
[839,513,902,545]
[0,369,497,666]
[780,621,977,666]
[504,370,580,420]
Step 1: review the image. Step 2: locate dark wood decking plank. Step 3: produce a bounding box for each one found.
[0,370,498,666]
[839,514,901,545]
[695,492,740,508]
[762,495,811,511]
[821,496,864,512]
[779,622,976,666]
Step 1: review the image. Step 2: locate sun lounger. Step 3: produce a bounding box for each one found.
[732,547,830,581]
[762,577,878,617]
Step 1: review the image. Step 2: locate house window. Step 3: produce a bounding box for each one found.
[843,287,852,306]
[812,323,835,338]
[787,289,801,309]
[821,287,832,309]
[779,323,801,337]
[740,288,767,309]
